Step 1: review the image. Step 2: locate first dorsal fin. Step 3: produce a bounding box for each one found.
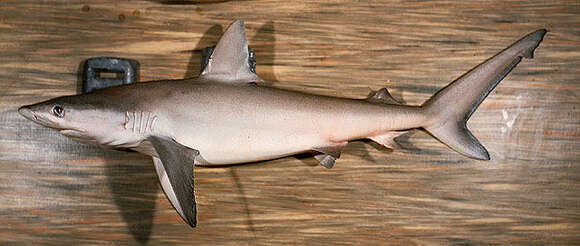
[200,20,263,84]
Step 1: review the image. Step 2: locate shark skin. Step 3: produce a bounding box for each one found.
[18,20,547,227]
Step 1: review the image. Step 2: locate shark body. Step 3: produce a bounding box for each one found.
[19,20,547,227]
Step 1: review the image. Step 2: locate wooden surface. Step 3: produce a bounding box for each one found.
[1,0,579,245]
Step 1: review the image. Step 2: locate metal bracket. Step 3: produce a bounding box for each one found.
[82,57,139,93]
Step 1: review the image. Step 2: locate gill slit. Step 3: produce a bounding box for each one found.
[132,111,136,133]
[124,111,158,135]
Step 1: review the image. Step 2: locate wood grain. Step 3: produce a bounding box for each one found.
[1,0,579,245]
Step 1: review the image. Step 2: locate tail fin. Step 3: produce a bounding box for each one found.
[422,29,547,160]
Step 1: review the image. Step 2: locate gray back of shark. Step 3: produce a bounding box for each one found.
[18,20,546,227]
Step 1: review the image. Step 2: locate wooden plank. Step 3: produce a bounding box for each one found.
[0,0,579,245]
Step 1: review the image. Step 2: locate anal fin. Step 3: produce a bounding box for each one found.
[313,143,347,169]
[369,131,408,149]
[314,154,337,169]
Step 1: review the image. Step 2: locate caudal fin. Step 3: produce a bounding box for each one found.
[422,29,547,160]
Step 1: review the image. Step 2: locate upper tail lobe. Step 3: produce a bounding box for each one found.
[422,29,547,160]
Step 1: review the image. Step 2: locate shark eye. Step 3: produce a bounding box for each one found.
[52,105,65,118]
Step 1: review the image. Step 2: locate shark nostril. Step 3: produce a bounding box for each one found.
[18,107,39,122]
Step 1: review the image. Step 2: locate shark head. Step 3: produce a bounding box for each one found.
[18,94,131,146]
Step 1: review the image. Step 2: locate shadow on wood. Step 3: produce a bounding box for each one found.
[184,24,223,79]
[252,21,278,84]
[104,155,157,245]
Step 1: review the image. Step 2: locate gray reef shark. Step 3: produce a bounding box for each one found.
[18,20,546,227]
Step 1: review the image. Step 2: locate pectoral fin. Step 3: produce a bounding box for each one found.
[149,136,199,227]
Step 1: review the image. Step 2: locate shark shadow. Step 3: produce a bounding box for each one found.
[251,21,278,84]
[103,153,158,245]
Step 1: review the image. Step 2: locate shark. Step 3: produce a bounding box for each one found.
[18,20,546,227]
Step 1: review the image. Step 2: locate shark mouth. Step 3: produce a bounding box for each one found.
[59,129,92,140]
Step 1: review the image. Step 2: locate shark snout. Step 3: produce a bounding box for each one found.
[18,106,38,121]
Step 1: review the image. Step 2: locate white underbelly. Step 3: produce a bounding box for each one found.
[175,126,329,165]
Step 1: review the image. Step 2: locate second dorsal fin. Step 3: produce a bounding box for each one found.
[200,20,263,84]
[367,88,402,105]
